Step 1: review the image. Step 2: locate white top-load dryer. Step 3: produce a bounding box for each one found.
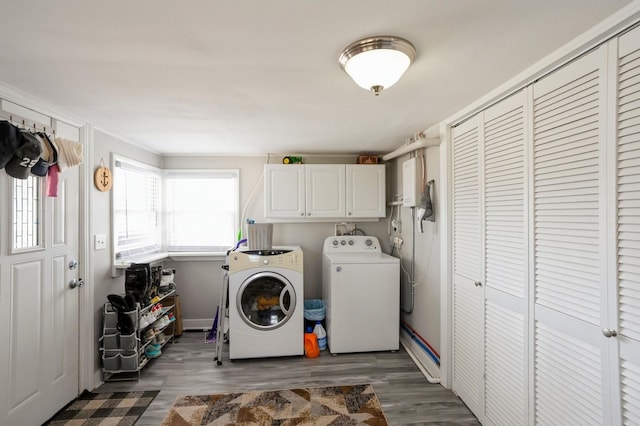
[322,236,400,354]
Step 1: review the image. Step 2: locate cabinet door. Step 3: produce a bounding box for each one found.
[264,165,305,218]
[346,164,385,218]
[615,27,640,425]
[305,165,345,218]
[532,48,610,425]
[451,114,485,419]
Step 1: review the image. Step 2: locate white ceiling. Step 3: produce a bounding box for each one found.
[0,0,632,156]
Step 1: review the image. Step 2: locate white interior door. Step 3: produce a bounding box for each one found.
[451,115,484,419]
[615,26,640,425]
[482,91,528,425]
[0,122,80,425]
[531,47,610,424]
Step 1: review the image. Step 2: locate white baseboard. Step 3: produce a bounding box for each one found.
[182,318,216,331]
[400,333,441,383]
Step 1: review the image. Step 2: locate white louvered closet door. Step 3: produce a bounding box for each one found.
[482,91,528,425]
[616,26,640,426]
[451,115,484,419]
[532,48,611,425]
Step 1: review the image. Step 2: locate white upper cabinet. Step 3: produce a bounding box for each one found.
[264,164,385,220]
[305,165,346,218]
[346,165,386,218]
[264,164,305,218]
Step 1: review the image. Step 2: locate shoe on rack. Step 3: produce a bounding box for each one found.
[144,345,161,359]
[162,316,171,327]
[155,333,166,345]
[168,313,176,322]
[144,329,156,341]
[139,315,150,329]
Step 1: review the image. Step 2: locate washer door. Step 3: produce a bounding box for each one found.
[236,271,297,330]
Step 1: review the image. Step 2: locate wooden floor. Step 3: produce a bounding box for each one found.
[96,332,479,425]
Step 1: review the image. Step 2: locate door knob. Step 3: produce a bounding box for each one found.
[69,278,85,289]
[602,328,617,338]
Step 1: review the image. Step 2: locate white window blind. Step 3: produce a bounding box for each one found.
[113,157,161,260]
[164,170,239,252]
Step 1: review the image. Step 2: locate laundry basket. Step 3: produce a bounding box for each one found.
[247,223,273,250]
[304,299,326,321]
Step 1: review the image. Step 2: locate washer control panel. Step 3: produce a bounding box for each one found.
[229,247,303,273]
[323,236,381,253]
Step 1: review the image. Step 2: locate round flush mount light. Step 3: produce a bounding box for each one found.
[338,35,416,96]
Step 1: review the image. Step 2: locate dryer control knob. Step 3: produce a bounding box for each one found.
[263,259,269,265]
[348,240,354,245]
[365,239,373,246]
[332,240,338,246]
[340,240,346,245]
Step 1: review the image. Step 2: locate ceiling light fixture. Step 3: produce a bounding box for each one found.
[339,35,416,96]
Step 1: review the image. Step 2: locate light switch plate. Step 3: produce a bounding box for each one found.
[94,234,106,251]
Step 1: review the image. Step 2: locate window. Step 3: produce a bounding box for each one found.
[12,176,42,252]
[112,156,161,260]
[164,170,239,252]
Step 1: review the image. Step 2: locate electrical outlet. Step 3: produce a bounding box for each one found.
[391,219,402,234]
[390,236,403,248]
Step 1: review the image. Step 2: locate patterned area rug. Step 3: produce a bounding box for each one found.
[161,384,388,425]
[44,390,160,425]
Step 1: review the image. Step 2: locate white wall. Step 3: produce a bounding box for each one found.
[90,129,162,382]
[388,145,442,373]
[161,155,389,329]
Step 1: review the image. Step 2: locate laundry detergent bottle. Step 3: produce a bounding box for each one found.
[313,321,327,351]
[304,326,320,358]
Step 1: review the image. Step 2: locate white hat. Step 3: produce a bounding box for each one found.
[54,137,83,171]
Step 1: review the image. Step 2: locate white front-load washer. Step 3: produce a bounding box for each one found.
[322,236,400,354]
[228,247,303,359]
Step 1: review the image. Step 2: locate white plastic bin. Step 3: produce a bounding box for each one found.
[247,223,273,250]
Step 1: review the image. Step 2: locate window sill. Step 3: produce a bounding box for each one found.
[113,251,227,270]
[167,252,227,261]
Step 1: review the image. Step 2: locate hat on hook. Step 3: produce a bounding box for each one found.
[54,137,83,171]
[30,134,54,177]
[0,120,22,169]
[5,131,42,179]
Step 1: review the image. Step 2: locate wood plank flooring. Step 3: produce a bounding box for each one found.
[95,332,479,425]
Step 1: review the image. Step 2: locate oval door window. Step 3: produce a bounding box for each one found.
[237,271,296,330]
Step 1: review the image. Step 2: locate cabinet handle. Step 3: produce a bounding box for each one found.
[602,328,617,338]
[348,212,352,215]
[474,281,482,287]
[300,212,304,216]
